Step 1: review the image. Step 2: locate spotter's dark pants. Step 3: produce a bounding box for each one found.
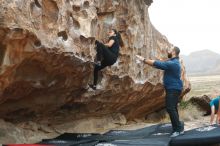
[166,89,184,132]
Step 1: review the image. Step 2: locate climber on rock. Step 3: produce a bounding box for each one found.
[210,95,220,125]
[89,29,124,90]
[136,47,184,138]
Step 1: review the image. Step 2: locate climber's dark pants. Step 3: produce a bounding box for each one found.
[94,42,117,85]
[166,89,183,132]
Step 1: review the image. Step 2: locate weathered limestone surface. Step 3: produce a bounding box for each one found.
[0,0,190,127]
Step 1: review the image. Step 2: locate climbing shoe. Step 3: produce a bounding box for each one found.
[88,84,96,90]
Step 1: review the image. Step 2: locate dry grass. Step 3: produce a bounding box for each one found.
[187,75,220,98]
[179,102,204,121]
[159,101,204,123]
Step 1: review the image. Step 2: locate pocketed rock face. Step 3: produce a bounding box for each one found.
[0,0,190,125]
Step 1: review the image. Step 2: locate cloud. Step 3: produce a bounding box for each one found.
[149,0,220,55]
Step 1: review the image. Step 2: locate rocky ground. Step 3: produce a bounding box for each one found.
[0,110,211,144]
[0,92,212,144]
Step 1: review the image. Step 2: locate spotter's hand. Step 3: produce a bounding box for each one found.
[136,55,145,61]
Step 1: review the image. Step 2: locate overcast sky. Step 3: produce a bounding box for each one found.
[149,0,220,55]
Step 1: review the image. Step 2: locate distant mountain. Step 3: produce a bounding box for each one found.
[181,50,220,76]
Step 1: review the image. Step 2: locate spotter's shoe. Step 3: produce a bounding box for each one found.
[170,130,184,138]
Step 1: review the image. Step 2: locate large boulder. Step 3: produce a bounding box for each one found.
[0,0,190,125]
[189,95,211,115]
